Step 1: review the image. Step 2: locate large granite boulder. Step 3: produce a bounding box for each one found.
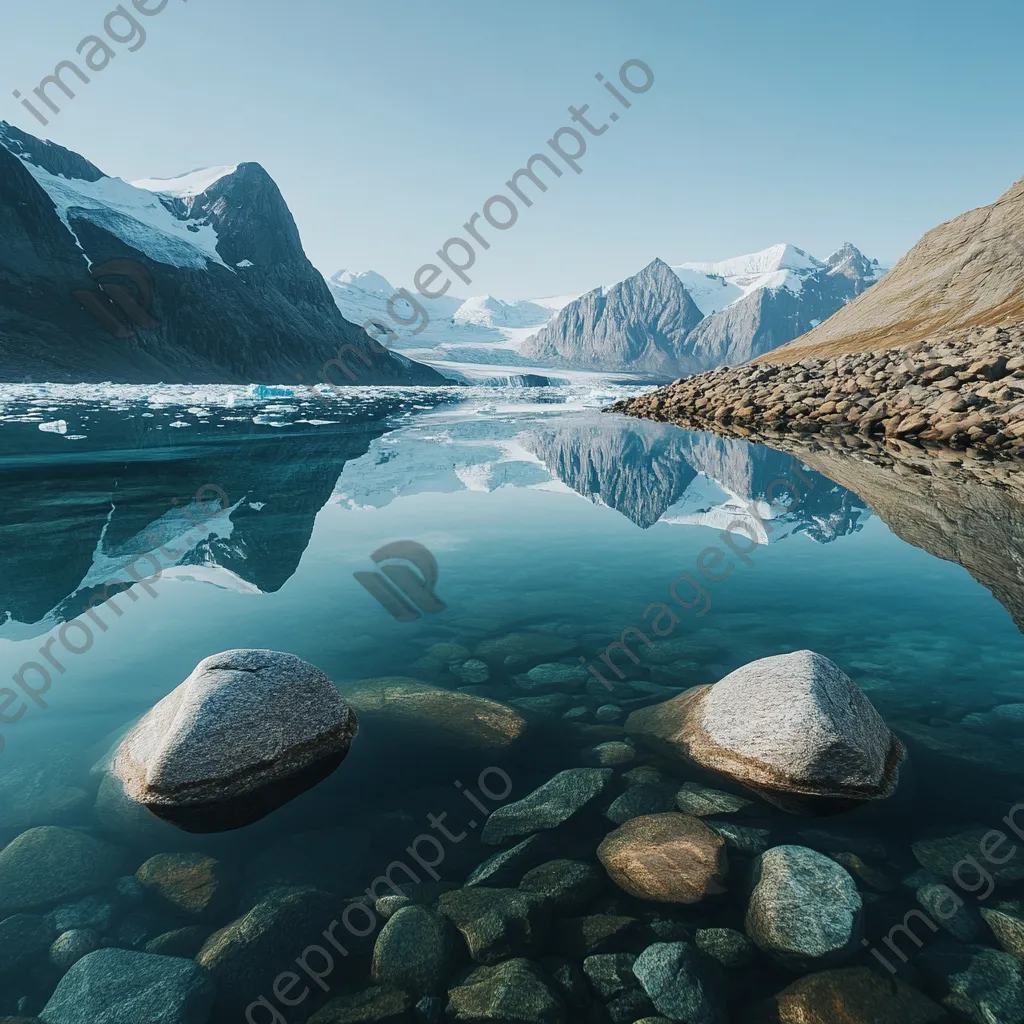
[109,650,358,832]
[481,769,611,845]
[745,845,863,968]
[344,677,525,751]
[597,814,728,904]
[0,827,124,915]
[625,651,904,813]
[39,949,214,1024]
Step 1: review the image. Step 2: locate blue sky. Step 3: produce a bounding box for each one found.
[3,0,1023,298]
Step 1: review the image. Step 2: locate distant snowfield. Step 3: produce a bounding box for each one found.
[131,166,238,198]
[327,241,883,373]
[671,243,825,315]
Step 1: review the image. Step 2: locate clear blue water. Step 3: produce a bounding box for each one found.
[1,385,1023,1020]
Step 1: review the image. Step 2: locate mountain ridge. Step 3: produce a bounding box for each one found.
[517,244,884,376]
[0,123,444,385]
[762,175,1024,361]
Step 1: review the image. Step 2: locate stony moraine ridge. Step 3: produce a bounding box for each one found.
[613,322,1024,459]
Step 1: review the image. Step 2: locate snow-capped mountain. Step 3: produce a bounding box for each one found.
[671,243,827,316]
[519,242,887,377]
[0,123,443,385]
[326,268,573,373]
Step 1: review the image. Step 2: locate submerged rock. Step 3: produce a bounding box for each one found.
[474,632,577,670]
[309,986,414,1023]
[912,827,1024,886]
[481,768,612,845]
[466,834,551,887]
[625,650,904,813]
[109,650,358,832]
[197,889,338,1015]
[450,659,490,684]
[515,663,588,693]
[144,926,212,958]
[597,813,728,904]
[437,887,550,964]
[916,882,982,941]
[371,905,461,994]
[520,859,605,914]
[44,894,113,934]
[0,914,54,973]
[745,845,863,968]
[0,827,123,916]
[553,914,642,958]
[583,951,640,1000]
[49,928,101,972]
[136,853,229,918]
[632,941,725,1024]
[510,693,573,717]
[605,782,678,825]
[675,782,755,817]
[446,958,566,1023]
[345,676,525,750]
[983,907,1024,963]
[756,966,946,1023]
[39,949,214,1024]
[0,764,90,832]
[919,941,1024,1024]
[582,741,635,767]
[694,928,754,970]
[706,820,772,856]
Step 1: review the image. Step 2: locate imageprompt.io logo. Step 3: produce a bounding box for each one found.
[354,541,447,622]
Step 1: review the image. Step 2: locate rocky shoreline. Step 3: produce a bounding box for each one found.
[611,323,1024,459]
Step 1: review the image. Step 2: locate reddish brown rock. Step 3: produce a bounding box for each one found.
[597,812,727,903]
[751,967,946,1023]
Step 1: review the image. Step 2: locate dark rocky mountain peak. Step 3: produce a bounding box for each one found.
[0,120,104,181]
[0,126,443,385]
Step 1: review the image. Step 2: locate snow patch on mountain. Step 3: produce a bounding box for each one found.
[15,158,227,269]
[132,165,239,198]
[671,243,825,313]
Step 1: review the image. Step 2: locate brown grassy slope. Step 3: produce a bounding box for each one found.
[757,175,1024,362]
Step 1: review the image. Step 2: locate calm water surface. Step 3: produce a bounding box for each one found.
[1,383,1022,1021]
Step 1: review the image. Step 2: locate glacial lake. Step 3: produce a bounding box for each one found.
[1,382,1023,1020]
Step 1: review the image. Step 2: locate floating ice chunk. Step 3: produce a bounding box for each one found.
[39,420,67,434]
[249,384,294,399]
